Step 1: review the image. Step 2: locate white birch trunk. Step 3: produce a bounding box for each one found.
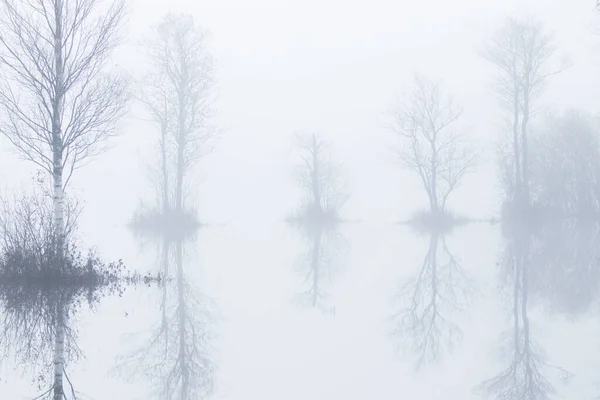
[52,0,66,245]
[53,301,67,400]
[53,171,65,242]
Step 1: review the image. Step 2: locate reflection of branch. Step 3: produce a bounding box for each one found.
[529,219,600,316]
[117,237,214,399]
[0,286,82,399]
[478,235,572,399]
[292,221,347,315]
[392,232,473,369]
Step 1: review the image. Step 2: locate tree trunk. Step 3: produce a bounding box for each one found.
[53,301,67,400]
[176,239,189,398]
[430,136,439,213]
[521,84,531,206]
[311,231,321,307]
[52,0,66,245]
[512,82,522,206]
[160,119,170,214]
[311,135,321,213]
[430,232,439,313]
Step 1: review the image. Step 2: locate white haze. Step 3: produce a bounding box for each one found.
[0,0,600,399]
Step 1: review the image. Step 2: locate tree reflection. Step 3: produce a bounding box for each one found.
[392,230,473,369]
[528,219,600,317]
[478,223,572,399]
[0,274,125,399]
[118,232,215,399]
[290,219,347,315]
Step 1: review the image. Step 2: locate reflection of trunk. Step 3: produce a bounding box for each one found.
[479,227,571,397]
[311,231,321,307]
[53,301,67,400]
[519,234,535,393]
[512,251,520,381]
[52,0,66,244]
[161,236,170,336]
[176,239,190,397]
[394,230,469,368]
[429,233,439,317]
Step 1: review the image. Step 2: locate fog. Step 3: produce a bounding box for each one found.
[0,0,599,399]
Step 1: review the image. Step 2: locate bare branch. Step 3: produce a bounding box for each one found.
[480,15,561,204]
[0,0,129,237]
[138,13,217,214]
[389,74,476,213]
[291,132,349,220]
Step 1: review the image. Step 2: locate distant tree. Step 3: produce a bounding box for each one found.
[0,0,129,240]
[530,110,600,216]
[481,16,561,206]
[390,75,475,215]
[140,13,217,216]
[292,132,348,221]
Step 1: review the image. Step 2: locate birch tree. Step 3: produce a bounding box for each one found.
[141,13,216,216]
[390,75,475,215]
[481,16,559,206]
[0,0,129,240]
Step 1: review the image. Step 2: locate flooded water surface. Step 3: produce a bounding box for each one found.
[1,219,598,399]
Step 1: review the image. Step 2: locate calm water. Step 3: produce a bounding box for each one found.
[1,220,599,399]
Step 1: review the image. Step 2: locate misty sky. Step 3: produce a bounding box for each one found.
[1,0,599,246]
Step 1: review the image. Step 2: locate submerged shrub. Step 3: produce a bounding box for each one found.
[0,188,163,290]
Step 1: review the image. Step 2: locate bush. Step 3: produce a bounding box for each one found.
[285,200,343,229]
[529,110,600,218]
[404,209,469,234]
[0,189,163,289]
[128,204,201,240]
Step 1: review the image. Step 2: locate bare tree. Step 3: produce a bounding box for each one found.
[292,132,348,221]
[141,13,216,215]
[390,75,475,215]
[481,16,560,206]
[0,0,129,239]
[392,230,473,369]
